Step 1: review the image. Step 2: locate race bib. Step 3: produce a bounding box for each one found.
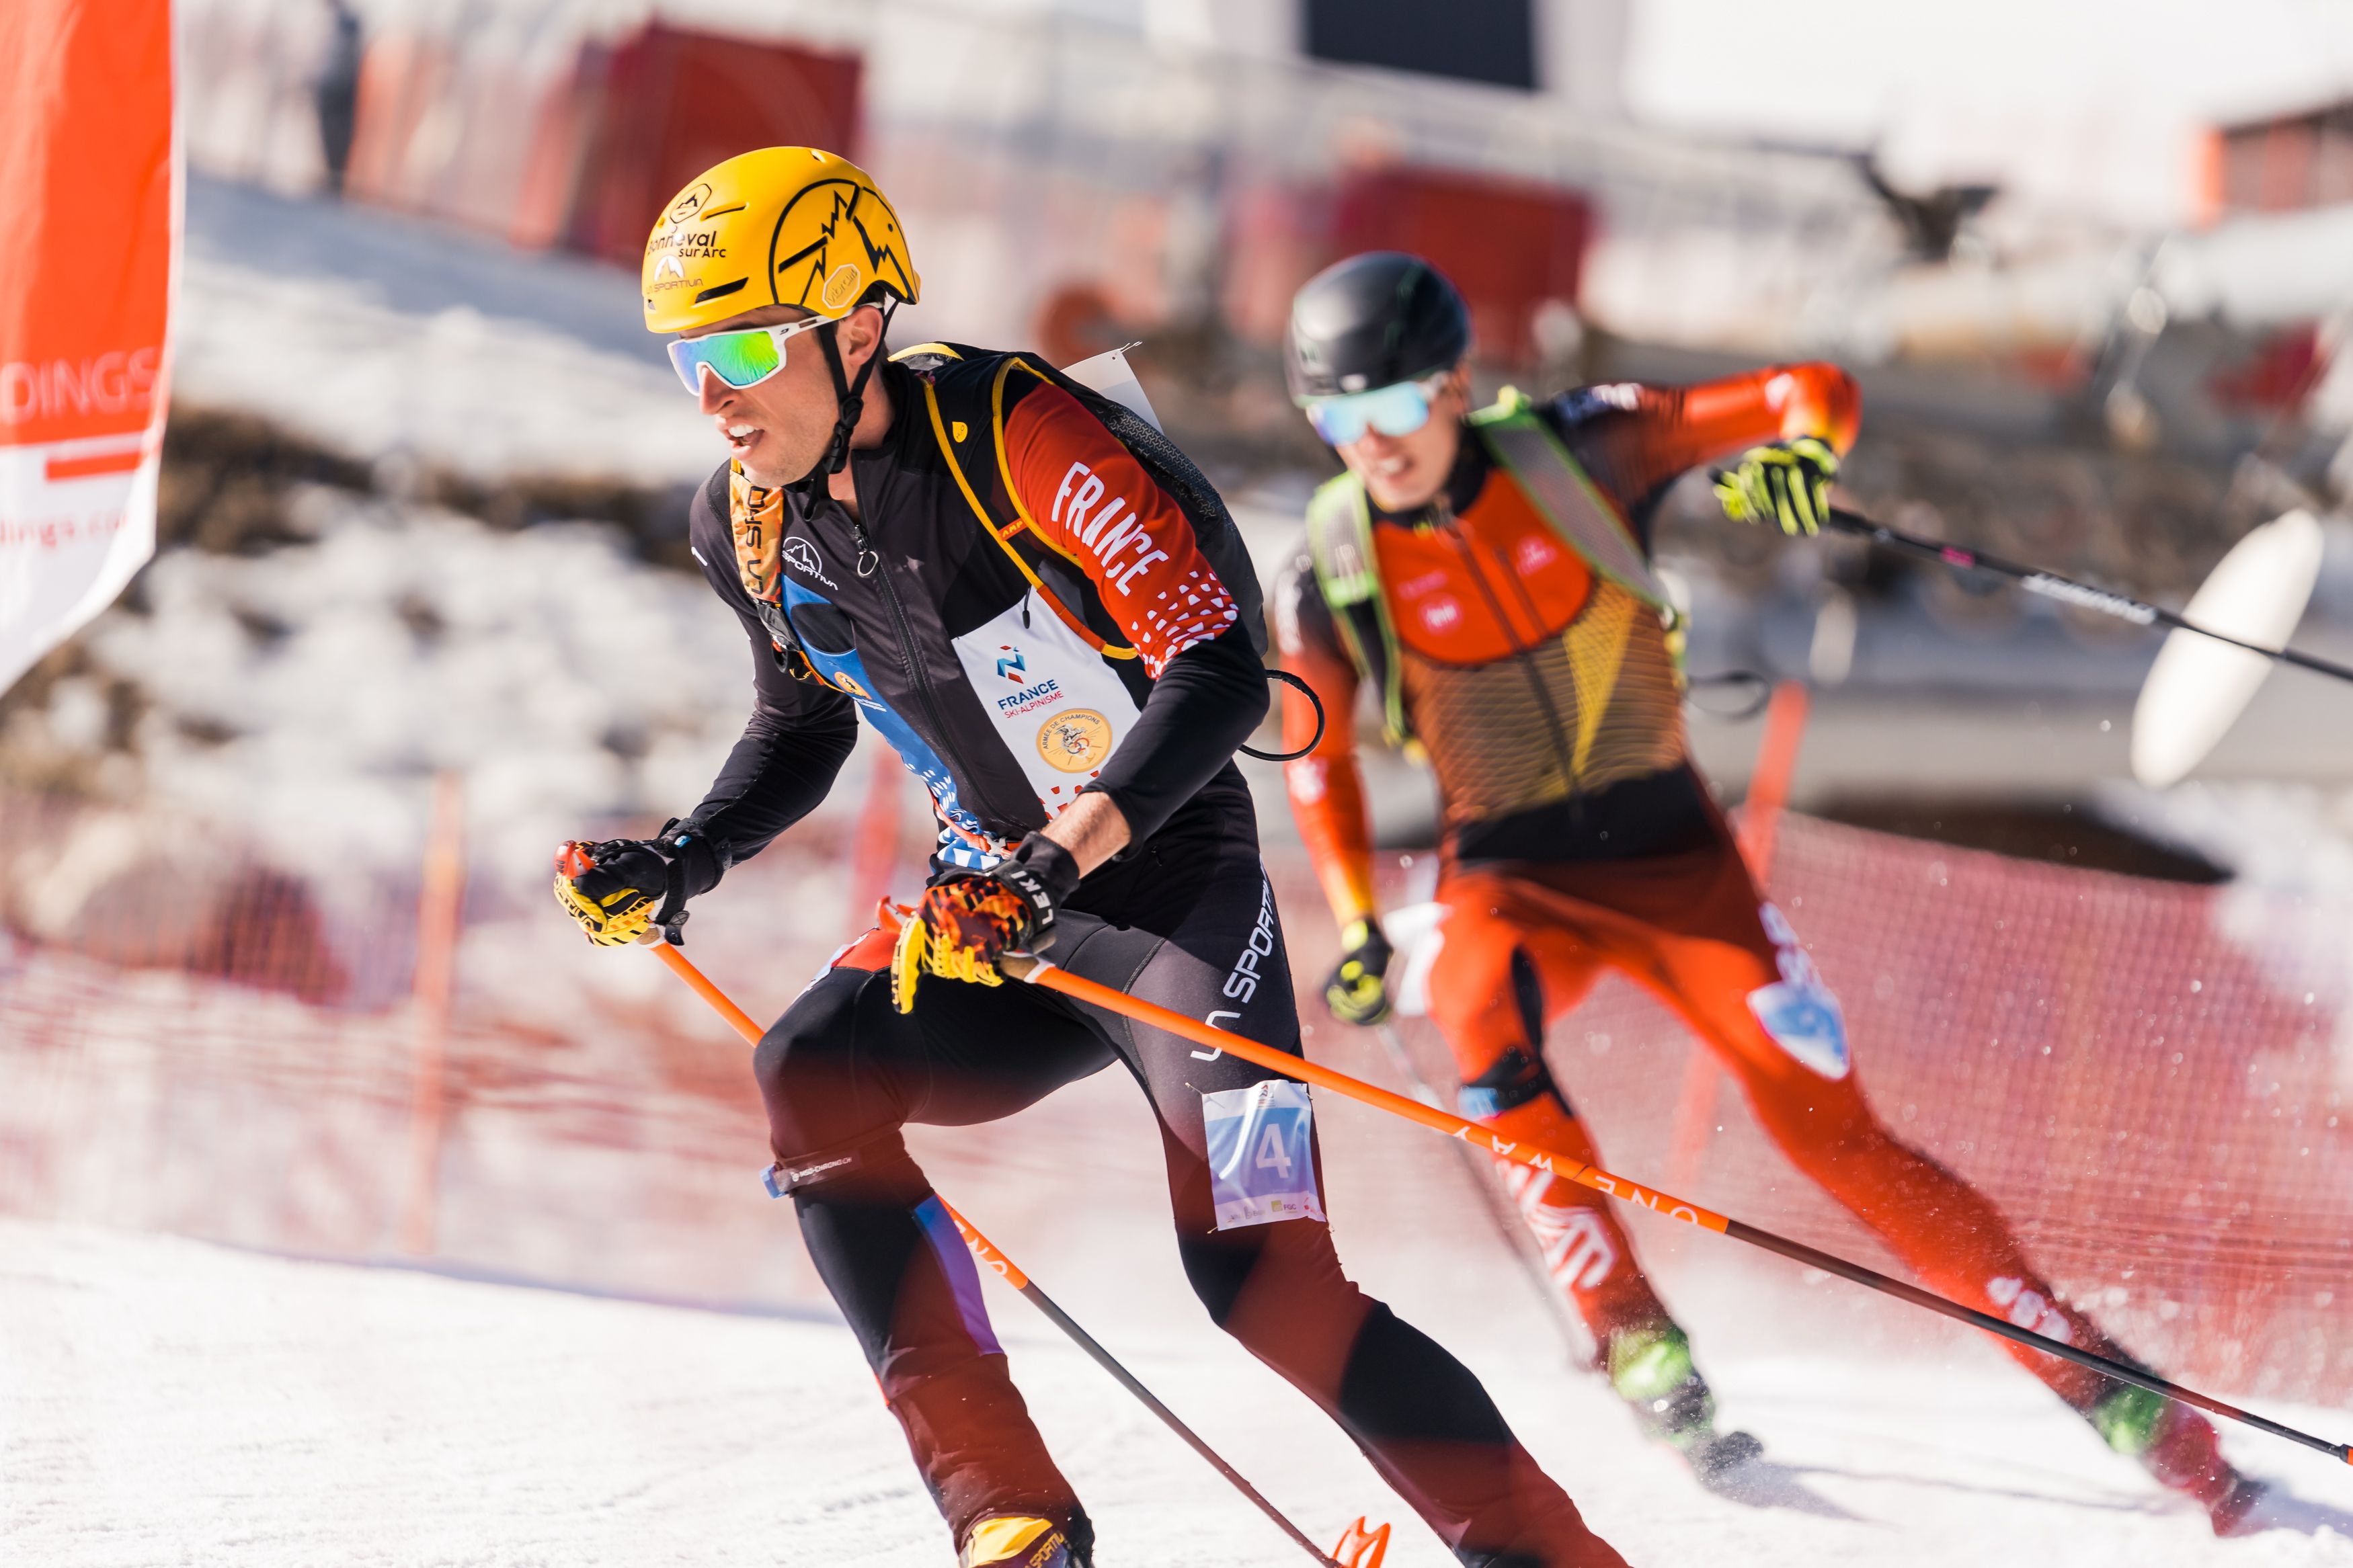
[952,589,1140,822]
[1202,1080,1324,1231]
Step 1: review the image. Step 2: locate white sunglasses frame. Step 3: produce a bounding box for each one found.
[668,315,832,395]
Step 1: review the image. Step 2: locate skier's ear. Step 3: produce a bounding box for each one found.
[836,302,888,374]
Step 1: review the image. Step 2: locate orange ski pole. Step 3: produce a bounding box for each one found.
[1003,954,2353,1468]
[648,942,1388,1567]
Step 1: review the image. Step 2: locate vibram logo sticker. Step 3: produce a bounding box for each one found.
[822,262,861,312]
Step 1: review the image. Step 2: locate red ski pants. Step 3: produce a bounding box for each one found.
[1422,825,2123,1407]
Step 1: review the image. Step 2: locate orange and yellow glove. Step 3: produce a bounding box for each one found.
[553,827,719,947]
[891,837,1080,1013]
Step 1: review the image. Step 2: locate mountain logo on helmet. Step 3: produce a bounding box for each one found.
[772,179,916,317]
[641,149,923,334]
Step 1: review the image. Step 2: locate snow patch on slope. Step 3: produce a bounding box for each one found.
[76,488,751,881]
[5,1221,2351,1567]
[2094,780,2353,1098]
[177,256,717,487]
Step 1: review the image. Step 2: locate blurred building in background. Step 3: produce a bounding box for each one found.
[177,0,1854,366]
[176,0,2353,518]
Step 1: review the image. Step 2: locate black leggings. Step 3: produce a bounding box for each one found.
[755,854,1624,1568]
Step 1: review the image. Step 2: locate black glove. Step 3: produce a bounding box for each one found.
[553,823,723,946]
[891,835,1082,1013]
[1323,917,1394,1026]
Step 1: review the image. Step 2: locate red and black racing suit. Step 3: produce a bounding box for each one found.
[674,351,1624,1567]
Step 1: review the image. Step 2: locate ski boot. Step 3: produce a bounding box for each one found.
[2090,1384,2265,1535]
[959,1510,1092,1568]
[1605,1321,1763,1481]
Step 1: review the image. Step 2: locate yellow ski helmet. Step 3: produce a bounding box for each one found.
[642,147,921,334]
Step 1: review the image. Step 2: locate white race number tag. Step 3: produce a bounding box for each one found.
[1202,1080,1325,1231]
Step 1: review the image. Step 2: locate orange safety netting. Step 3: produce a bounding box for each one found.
[1306,814,2353,1403]
[3,802,2348,1399]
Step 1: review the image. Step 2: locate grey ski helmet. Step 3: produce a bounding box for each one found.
[1285,251,1471,402]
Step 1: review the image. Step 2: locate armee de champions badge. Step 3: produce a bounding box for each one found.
[1037,709,1111,773]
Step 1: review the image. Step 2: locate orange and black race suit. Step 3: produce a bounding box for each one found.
[1273,366,2151,1413]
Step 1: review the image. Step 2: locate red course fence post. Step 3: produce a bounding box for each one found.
[1665,679,1808,1190]
[844,745,904,940]
[399,770,466,1256]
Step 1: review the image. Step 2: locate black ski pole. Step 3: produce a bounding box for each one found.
[943,1210,1363,1568]
[1718,1216,2350,1463]
[651,942,1374,1568]
[1823,504,2353,686]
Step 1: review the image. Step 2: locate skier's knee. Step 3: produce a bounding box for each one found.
[1427,931,1521,1026]
[751,979,876,1159]
[1176,1229,1252,1327]
[751,1014,813,1105]
[1755,1094,1897,1182]
[1176,1216,1364,1357]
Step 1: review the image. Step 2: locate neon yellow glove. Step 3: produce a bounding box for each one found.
[1323,917,1394,1027]
[553,828,719,947]
[1714,437,1839,536]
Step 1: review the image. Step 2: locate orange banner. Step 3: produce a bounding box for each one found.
[0,0,176,693]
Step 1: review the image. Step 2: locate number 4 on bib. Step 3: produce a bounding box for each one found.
[1202,1080,1325,1231]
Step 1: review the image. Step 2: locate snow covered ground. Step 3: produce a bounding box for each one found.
[177,176,713,488]
[4,1215,2350,1567]
[9,885,2348,1563]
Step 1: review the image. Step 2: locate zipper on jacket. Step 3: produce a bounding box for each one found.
[838,500,1029,831]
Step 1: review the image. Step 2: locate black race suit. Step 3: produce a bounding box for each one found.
[674,349,1623,1568]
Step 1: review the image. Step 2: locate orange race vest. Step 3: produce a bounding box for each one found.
[1304,396,1687,823]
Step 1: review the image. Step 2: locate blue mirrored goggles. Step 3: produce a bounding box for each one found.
[1298,372,1451,446]
[666,317,828,394]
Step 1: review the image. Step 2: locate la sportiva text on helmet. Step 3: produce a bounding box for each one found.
[1285,251,1470,403]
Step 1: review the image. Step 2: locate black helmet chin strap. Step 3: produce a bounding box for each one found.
[809,299,898,483]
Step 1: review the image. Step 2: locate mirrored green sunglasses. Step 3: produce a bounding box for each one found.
[667,317,828,394]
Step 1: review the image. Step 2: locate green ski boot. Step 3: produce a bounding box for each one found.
[2090,1383,2265,1535]
[1606,1322,1762,1481]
